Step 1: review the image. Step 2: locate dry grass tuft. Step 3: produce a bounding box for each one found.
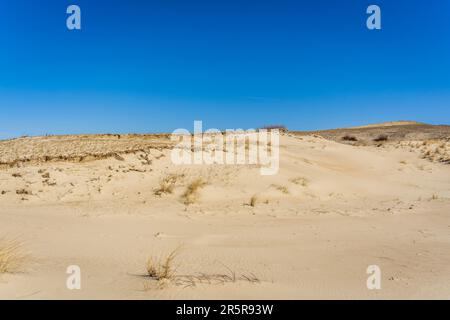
[0,237,28,274]
[249,195,258,207]
[154,174,181,196]
[181,178,206,205]
[144,248,259,290]
[146,247,181,285]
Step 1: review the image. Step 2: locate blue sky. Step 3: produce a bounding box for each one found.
[0,0,449,139]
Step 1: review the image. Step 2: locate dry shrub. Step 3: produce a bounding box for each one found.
[181,178,206,205]
[0,237,28,274]
[154,174,181,196]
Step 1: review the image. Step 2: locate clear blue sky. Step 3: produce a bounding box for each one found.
[1,0,449,139]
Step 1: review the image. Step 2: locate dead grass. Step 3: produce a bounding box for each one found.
[144,248,259,290]
[154,174,182,196]
[146,247,181,283]
[181,178,206,205]
[249,195,258,207]
[0,237,28,274]
[173,266,260,288]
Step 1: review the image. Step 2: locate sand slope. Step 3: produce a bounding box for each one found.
[1,133,450,299]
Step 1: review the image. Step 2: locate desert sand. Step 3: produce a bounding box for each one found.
[1,123,450,299]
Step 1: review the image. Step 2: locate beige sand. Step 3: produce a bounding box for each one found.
[0,131,450,299]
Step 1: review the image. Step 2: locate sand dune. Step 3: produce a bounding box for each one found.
[1,128,450,299]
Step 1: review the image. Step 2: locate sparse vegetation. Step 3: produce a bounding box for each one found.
[146,247,180,282]
[249,195,258,207]
[271,184,289,194]
[373,134,388,142]
[144,248,259,289]
[0,237,28,274]
[341,135,358,142]
[173,266,260,288]
[290,177,309,187]
[154,174,181,196]
[181,178,206,205]
[260,124,287,132]
[16,188,31,195]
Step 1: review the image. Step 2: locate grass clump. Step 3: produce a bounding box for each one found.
[181,178,206,205]
[146,247,180,282]
[249,195,258,207]
[154,174,181,196]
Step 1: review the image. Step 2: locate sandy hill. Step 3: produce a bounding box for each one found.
[349,120,424,129]
[0,127,450,299]
[293,122,450,147]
